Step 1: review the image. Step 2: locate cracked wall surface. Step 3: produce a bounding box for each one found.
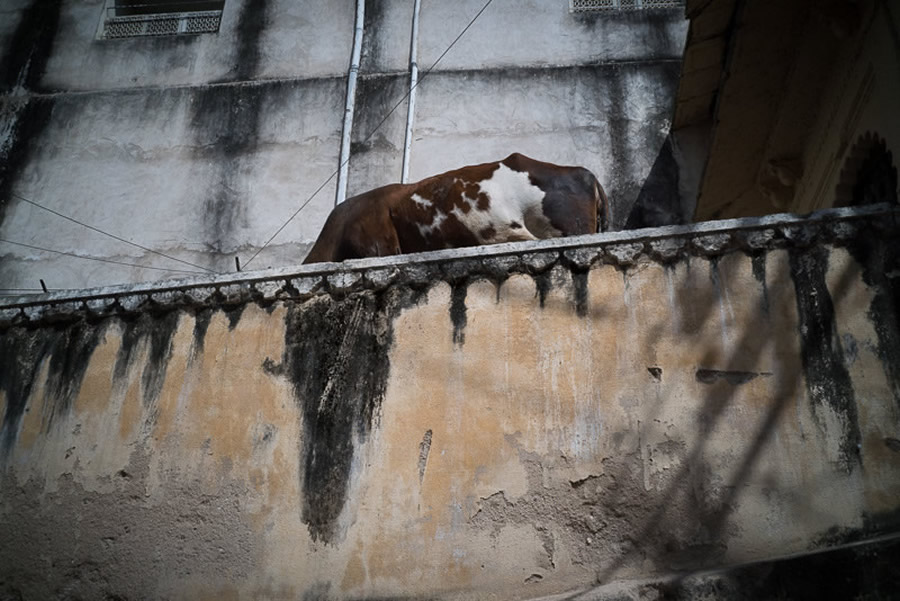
[1,207,900,600]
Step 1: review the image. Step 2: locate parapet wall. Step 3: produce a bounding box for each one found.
[1,206,900,600]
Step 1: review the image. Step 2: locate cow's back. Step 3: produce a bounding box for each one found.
[303,184,409,263]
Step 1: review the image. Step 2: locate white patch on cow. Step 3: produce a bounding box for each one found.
[412,193,432,210]
[417,210,447,238]
[453,163,561,243]
[410,193,445,238]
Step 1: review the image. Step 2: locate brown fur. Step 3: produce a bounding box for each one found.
[303,153,610,264]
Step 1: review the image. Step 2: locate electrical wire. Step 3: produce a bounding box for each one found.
[10,193,218,273]
[0,238,209,275]
[240,0,497,269]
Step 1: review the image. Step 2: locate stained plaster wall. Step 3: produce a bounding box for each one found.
[1,206,899,600]
[0,0,686,293]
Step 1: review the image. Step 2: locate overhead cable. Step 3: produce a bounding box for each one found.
[10,193,217,273]
[0,237,209,275]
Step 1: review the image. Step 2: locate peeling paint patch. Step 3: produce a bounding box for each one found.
[418,429,433,484]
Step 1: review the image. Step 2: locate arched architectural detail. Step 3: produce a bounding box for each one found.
[835,131,898,207]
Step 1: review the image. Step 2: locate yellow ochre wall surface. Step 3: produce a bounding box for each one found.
[1,208,899,600]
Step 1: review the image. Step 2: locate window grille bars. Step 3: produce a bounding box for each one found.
[570,0,683,12]
[100,1,222,39]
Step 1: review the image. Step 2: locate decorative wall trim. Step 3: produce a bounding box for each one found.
[1,204,896,328]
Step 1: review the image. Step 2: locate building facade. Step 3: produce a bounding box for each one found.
[0,0,687,292]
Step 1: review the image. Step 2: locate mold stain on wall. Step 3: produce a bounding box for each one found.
[275,287,423,543]
[846,233,900,406]
[0,311,182,457]
[0,0,63,226]
[232,0,271,83]
[189,83,266,255]
[788,246,861,471]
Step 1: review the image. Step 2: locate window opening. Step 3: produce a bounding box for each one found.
[100,0,224,39]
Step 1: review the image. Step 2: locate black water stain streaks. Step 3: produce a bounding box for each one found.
[0,0,62,225]
[42,324,107,432]
[0,97,55,226]
[350,74,406,157]
[189,84,266,254]
[191,308,214,358]
[113,313,181,411]
[846,232,900,407]
[751,252,770,314]
[450,282,467,346]
[0,321,106,456]
[141,313,179,409]
[572,270,589,318]
[446,269,593,347]
[232,0,270,82]
[279,288,422,543]
[788,246,861,471]
[604,67,634,227]
[225,305,245,331]
[534,272,552,309]
[360,0,386,74]
[0,328,58,456]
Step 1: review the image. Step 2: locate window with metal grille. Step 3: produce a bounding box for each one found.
[99,0,224,39]
[569,0,683,11]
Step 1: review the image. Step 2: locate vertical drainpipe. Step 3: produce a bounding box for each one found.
[336,0,365,205]
[401,0,422,183]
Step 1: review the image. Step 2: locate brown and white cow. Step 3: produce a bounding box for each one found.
[303,153,610,264]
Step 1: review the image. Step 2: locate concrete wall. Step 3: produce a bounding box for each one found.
[2,206,899,600]
[0,0,686,293]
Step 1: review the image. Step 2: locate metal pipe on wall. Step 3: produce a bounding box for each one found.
[401,0,422,184]
[336,0,365,205]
